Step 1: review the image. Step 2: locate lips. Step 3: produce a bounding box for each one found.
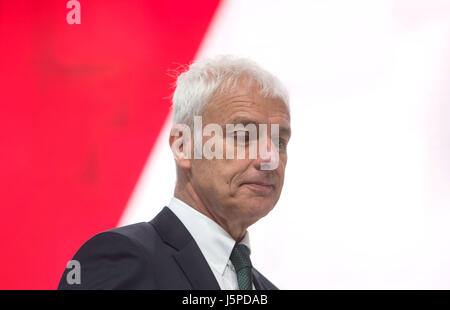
[241,181,274,192]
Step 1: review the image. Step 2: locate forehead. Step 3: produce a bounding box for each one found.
[203,86,290,127]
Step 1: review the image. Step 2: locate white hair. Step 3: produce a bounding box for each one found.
[171,55,289,125]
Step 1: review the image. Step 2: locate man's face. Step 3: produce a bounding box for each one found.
[190,85,291,227]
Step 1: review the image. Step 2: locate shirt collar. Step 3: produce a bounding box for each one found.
[167,197,251,276]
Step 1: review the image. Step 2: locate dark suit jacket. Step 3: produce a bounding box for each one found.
[58,207,278,290]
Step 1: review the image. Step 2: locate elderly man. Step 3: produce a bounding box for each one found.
[58,55,291,290]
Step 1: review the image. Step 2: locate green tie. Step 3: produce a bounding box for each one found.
[230,243,253,290]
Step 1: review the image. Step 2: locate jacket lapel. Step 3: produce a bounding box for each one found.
[173,240,221,290]
[252,269,264,290]
[150,207,221,290]
[252,268,279,290]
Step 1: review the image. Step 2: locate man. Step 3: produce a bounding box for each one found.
[58,55,291,290]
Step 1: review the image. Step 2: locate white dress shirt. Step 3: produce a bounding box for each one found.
[168,197,255,290]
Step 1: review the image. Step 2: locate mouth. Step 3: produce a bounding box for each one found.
[241,182,274,193]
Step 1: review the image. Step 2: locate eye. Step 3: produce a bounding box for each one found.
[278,140,287,150]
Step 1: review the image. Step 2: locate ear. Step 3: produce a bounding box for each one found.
[169,124,192,169]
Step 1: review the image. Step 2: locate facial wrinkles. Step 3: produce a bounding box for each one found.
[211,98,289,192]
[202,91,289,194]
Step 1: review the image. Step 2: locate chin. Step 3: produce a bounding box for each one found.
[241,197,276,220]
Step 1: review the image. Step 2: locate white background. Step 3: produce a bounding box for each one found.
[120,0,450,289]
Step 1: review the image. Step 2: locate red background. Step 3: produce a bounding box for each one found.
[0,0,220,289]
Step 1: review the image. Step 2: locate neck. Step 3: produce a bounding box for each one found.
[174,181,247,242]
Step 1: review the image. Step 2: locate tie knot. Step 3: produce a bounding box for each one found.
[230,243,252,272]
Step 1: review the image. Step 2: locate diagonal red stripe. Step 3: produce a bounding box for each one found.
[0,0,221,289]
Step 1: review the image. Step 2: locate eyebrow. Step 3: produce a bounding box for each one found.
[226,117,291,138]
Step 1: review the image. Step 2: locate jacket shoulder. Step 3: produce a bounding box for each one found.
[58,222,160,289]
[103,221,160,252]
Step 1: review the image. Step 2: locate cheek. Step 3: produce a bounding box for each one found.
[275,161,287,191]
[197,159,238,187]
[192,160,216,188]
[217,159,252,190]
